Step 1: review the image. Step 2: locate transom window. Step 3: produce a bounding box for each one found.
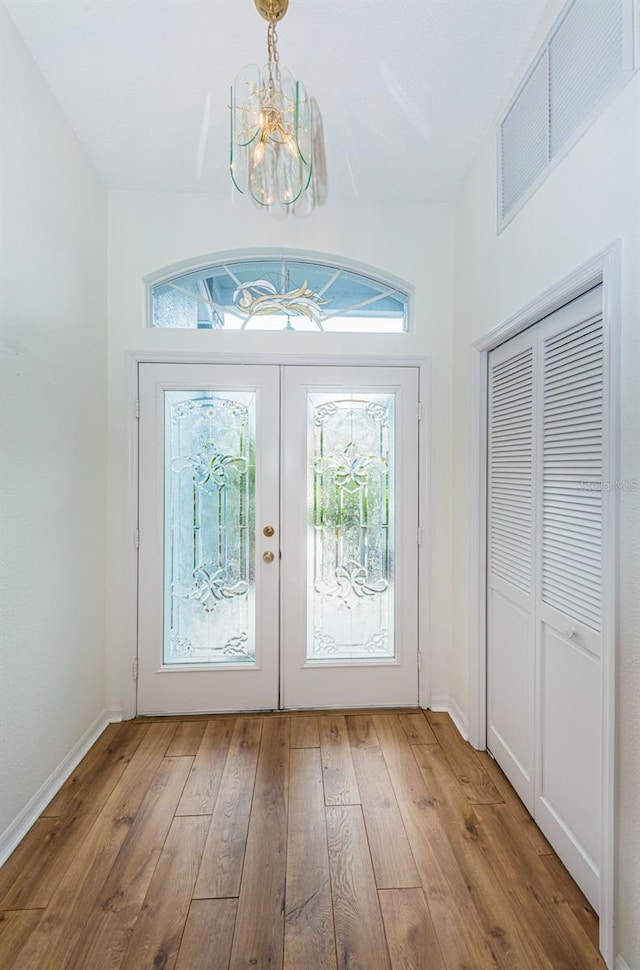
[149,255,410,333]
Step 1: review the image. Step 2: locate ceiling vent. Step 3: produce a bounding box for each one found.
[498,0,636,229]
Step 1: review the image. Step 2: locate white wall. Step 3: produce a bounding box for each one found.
[1,0,636,957]
[106,191,455,716]
[452,25,640,968]
[0,6,108,837]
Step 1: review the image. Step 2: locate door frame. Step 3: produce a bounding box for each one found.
[121,353,431,719]
[468,242,622,967]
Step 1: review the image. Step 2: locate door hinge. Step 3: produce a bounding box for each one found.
[417,651,423,671]
[417,526,423,546]
[135,399,140,419]
[132,658,139,681]
[417,401,423,422]
[134,529,140,549]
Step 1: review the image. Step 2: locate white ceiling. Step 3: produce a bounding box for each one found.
[4,0,550,203]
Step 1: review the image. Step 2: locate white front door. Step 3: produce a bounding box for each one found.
[137,364,281,714]
[137,362,421,715]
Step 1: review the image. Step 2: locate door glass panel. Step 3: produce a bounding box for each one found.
[307,393,395,660]
[164,390,255,665]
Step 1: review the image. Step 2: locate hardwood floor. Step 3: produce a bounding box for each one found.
[0,710,603,970]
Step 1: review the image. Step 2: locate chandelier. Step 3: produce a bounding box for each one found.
[230,0,313,208]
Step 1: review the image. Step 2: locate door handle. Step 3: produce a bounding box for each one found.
[561,625,577,639]
[262,550,275,564]
[263,525,275,537]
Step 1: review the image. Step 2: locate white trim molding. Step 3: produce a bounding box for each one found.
[0,708,120,866]
[428,695,470,741]
[418,358,433,712]
[614,956,631,970]
[468,242,622,969]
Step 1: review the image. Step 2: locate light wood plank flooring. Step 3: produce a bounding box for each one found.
[0,710,604,970]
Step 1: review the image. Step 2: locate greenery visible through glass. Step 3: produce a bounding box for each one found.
[307,393,396,661]
[163,391,256,665]
[151,257,408,332]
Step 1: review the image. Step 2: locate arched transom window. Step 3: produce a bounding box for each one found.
[149,254,410,333]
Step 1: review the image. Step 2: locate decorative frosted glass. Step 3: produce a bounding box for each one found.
[153,284,200,329]
[150,257,408,332]
[308,394,395,660]
[164,391,255,665]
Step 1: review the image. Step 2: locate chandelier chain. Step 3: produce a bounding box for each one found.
[267,21,279,65]
[266,20,280,92]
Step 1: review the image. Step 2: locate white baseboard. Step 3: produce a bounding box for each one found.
[0,707,120,866]
[614,956,631,970]
[428,695,470,741]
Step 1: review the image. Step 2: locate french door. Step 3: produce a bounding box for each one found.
[137,363,420,715]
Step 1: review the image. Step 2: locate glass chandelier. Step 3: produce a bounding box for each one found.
[230,0,313,208]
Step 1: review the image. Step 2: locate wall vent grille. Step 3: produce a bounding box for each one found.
[499,0,634,227]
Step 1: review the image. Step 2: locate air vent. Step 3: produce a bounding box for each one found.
[499,0,634,227]
[501,53,548,219]
[549,0,625,155]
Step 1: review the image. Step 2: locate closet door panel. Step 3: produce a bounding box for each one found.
[537,626,601,908]
[541,310,604,636]
[487,587,534,792]
[487,285,605,913]
[487,332,536,811]
[535,285,604,912]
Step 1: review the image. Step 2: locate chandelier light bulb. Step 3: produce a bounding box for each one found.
[253,140,266,167]
[284,133,298,157]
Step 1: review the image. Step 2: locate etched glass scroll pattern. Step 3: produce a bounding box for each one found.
[151,257,408,333]
[164,392,255,665]
[308,394,395,660]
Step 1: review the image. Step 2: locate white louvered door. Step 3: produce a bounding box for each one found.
[487,331,537,810]
[487,285,604,912]
[535,287,604,909]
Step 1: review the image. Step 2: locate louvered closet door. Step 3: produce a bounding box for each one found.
[535,285,604,909]
[487,285,604,913]
[487,331,537,811]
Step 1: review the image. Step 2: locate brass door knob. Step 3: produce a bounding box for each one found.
[263,525,275,537]
[262,550,275,563]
